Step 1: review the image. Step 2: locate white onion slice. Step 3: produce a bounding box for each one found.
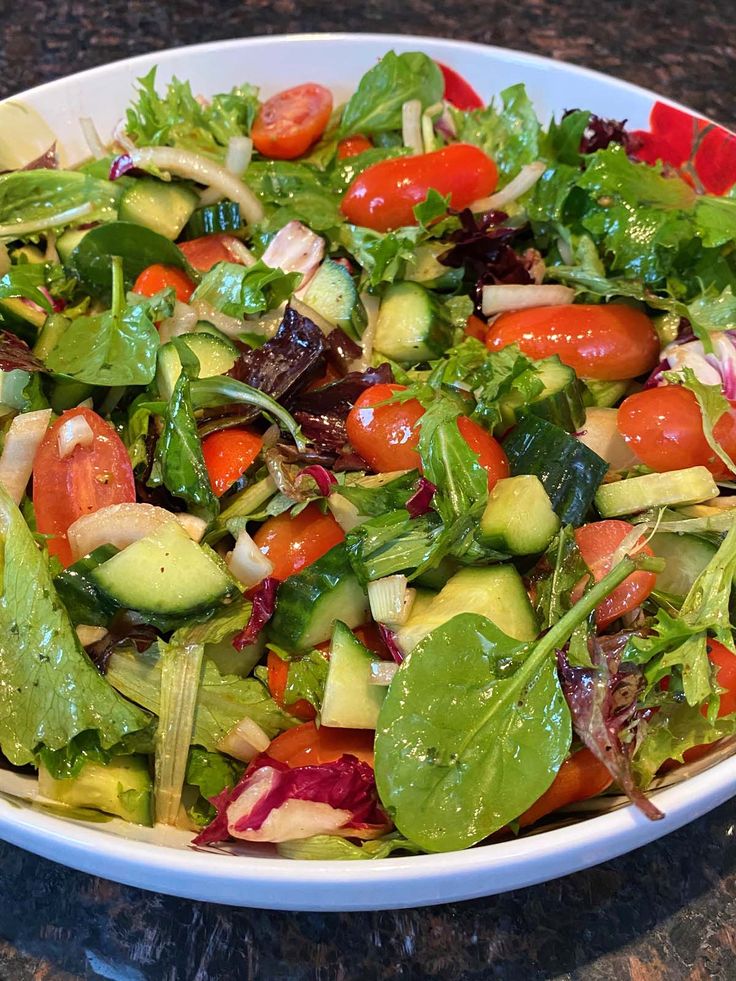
[0,409,51,505]
[0,243,9,277]
[76,624,108,647]
[174,512,207,542]
[223,237,257,267]
[350,291,380,371]
[227,530,274,588]
[157,300,199,344]
[369,661,399,686]
[262,221,325,289]
[191,299,247,337]
[217,716,270,763]
[327,493,363,533]
[67,502,191,562]
[576,407,640,471]
[57,415,94,459]
[481,283,575,316]
[0,202,93,239]
[225,136,253,177]
[367,575,414,626]
[128,146,264,225]
[471,161,546,212]
[80,116,105,159]
[402,99,423,154]
[112,120,136,154]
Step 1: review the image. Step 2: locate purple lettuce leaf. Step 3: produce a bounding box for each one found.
[406,477,436,518]
[233,577,279,651]
[324,327,362,374]
[0,331,46,372]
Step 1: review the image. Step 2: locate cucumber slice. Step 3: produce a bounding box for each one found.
[301,259,366,337]
[38,755,153,825]
[499,356,586,434]
[184,201,242,239]
[49,379,94,413]
[156,334,237,400]
[595,466,718,518]
[269,543,370,650]
[649,532,716,600]
[0,369,30,413]
[396,565,538,654]
[0,297,46,340]
[56,228,90,266]
[503,414,608,526]
[480,475,560,555]
[373,281,452,363]
[320,621,386,729]
[582,378,631,408]
[119,179,198,240]
[92,521,235,617]
[405,243,463,290]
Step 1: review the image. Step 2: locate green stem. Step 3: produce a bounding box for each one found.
[110,255,125,319]
[190,376,305,451]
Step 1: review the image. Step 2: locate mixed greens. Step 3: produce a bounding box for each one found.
[0,50,735,858]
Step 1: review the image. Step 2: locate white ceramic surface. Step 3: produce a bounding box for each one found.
[1,33,734,911]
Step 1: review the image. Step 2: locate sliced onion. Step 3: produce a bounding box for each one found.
[80,116,105,159]
[157,300,198,344]
[76,624,107,647]
[174,513,207,542]
[57,415,94,459]
[369,661,399,686]
[327,493,363,532]
[44,233,59,265]
[225,136,253,177]
[127,146,264,225]
[223,237,257,267]
[402,99,423,154]
[368,575,415,627]
[191,299,246,337]
[217,716,270,763]
[263,221,325,289]
[0,243,9,277]
[67,502,182,562]
[481,283,575,317]
[471,161,546,212]
[112,120,136,154]
[0,409,52,504]
[576,407,640,471]
[227,530,274,588]
[0,202,93,239]
[350,291,380,371]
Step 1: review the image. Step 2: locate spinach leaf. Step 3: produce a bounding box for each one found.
[190,375,306,451]
[452,83,541,182]
[339,51,444,137]
[0,170,119,233]
[191,259,299,318]
[0,264,52,310]
[0,485,150,766]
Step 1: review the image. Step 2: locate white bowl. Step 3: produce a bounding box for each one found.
[2,32,734,911]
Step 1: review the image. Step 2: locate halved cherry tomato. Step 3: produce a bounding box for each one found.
[178,233,244,272]
[574,519,657,628]
[337,135,373,159]
[266,721,375,767]
[456,415,510,491]
[252,502,345,581]
[132,264,194,303]
[346,383,424,472]
[267,649,317,722]
[518,748,613,827]
[33,407,136,567]
[201,428,263,497]
[341,143,498,232]
[437,62,484,110]
[465,314,487,340]
[252,83,333,160]
[617,385,736,479]
[485,304,660,381]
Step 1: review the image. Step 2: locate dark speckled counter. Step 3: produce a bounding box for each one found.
[1,2,736,978]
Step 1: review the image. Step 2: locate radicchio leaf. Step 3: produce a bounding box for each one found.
[557,636,663,820]
[233,577,279,651]
[22,145,58,171]
[86,611,159,674]
[406,477,436,518]
[378,624,404,664]
[108,154,136,181]
[296,465,336,497]
[0,331,46,372]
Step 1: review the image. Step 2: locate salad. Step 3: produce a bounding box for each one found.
[0,50,736,860]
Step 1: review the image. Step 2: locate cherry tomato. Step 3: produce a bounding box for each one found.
[574,520,657,628]
[251,83,333,160]
[266,721,375,767]
[436,62,484,110]
[465,314,488,341]
[201,428,263,497]
[337,135,373,159]
[33,407,136,567]
[485,304,660,381]
[132,264,194,304]
[267,649,317,722]
[341,144,498,232]
[617,385,736,479]
[253,502,345,581]
[178,233,245,272]
[456,415,510,491]
[354,622,392,660]
[346,384,424,472]
[518,748,613,827]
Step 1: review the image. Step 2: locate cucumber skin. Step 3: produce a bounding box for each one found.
[479,475,560,555]
[269,543,370,650]
[184,202,242,239]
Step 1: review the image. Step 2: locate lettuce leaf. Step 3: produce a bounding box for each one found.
[246,161,343,232]
[452,83,541,182]
[0,170,118,234]
[190,259,299,319]
[0,485,150,766]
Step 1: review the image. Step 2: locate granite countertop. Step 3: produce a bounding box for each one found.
[1,2,735,978]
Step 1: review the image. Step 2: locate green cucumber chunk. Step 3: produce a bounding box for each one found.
[396,565,538,654]
[320,621,386,729]
[405,243,463,290]
[184,201,242,239]
[269,543,370,650]
[595,466,718,518]
[649,532,717,600]
[499,356,585,434]
[56,228,90,266]
[373,281,451,363]
[301,259,366,337]
[119,179,198,240]
[92,521,235,617]
[582,378,631,408]
[156,333,237,400]
[479,475,560,555]
[38,755,153,825]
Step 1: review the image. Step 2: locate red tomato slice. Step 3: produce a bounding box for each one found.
[178,233,246,272]
[337,135,373,159]
[465,314,488,340]
[456,415,510,491]
[132,264,194,303]
[617,385,736,479]
[346,383,424,472]
[266,721,375,767]
[574,519,657,628]
[341,143,498,232]
[267,649,317,722]
[485,304,660,381]
[252,83,333,160]
[518,748,613,827]
[201,428,263,497]
[436,62,484,110]
[33,407,136,567]
[252,502,345,581]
